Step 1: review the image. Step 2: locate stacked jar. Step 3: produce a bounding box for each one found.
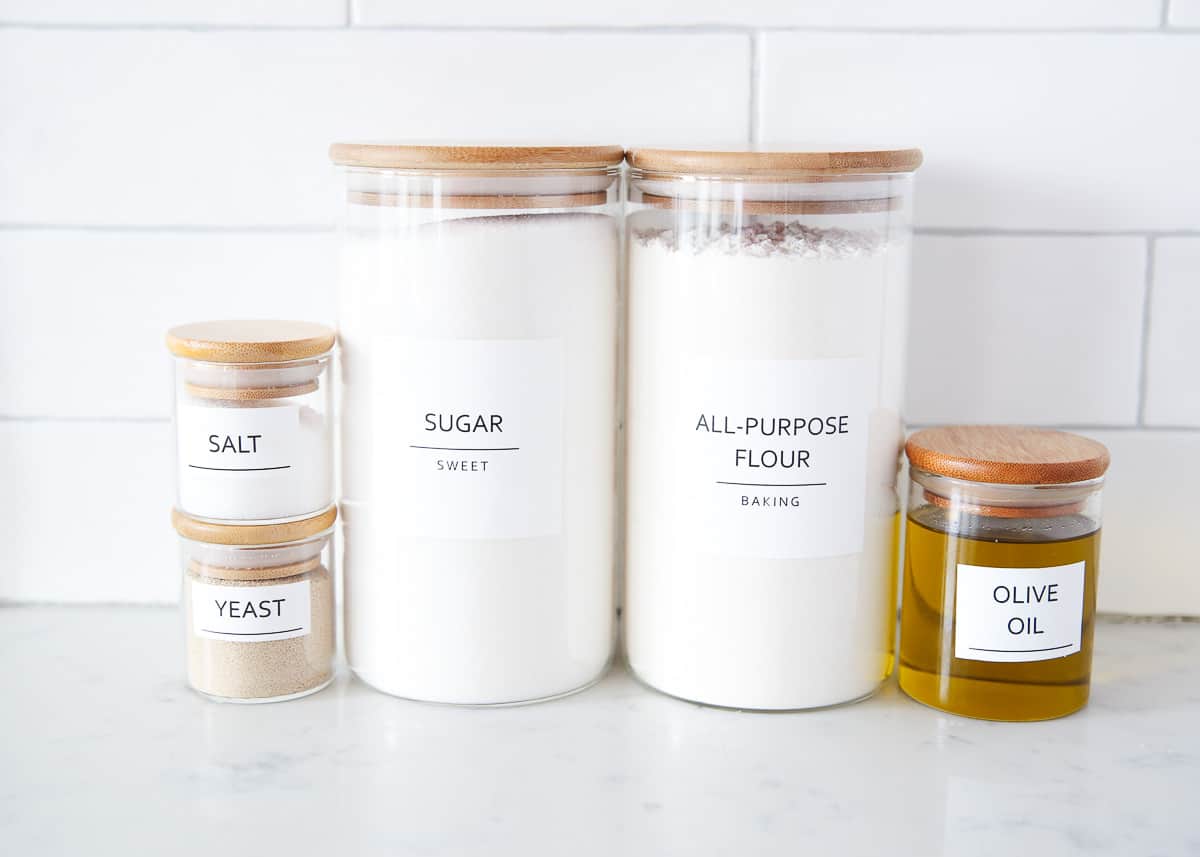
[624,147,922,710]
[330,143,622,705]
[166,320,337,703]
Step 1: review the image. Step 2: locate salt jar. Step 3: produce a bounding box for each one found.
[900,426,1109,721]
[623,146,922,710]
[166,320,335,522]
[174,506,337,703]
[330,143,623,705]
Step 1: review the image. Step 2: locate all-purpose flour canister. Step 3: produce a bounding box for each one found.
[624,146,922,710]
[330,143,623,705]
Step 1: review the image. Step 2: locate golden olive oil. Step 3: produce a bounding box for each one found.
[899,506,1099,721]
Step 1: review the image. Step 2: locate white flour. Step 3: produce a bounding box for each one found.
[624,217,909,709]
[339,211,617,704]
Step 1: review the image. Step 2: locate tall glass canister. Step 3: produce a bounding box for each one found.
[330,143,623,705]
[624,147,922,710]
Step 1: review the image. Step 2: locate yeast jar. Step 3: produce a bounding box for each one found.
[167,320,335,523]
[624,147,921,710]
[331,143,622,705]
[175,506,337,703]
[900,427,1109,721]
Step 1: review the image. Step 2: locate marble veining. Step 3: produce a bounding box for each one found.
[1,609,1197,856]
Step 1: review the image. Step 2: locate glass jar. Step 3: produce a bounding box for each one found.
[899,426,1110,721]
[623,146,922,710]
[174,506,337,703]
[166,320,335,522]
[330,143,623,705]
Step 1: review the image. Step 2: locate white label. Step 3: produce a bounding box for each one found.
[954,562,1086,662]
[679,357,869,559]
[190,580,311,642]
[376,337,564,540]
[177,404,304,511]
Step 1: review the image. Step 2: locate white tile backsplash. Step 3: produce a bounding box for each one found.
[1088,430,1200,616]
[0,1,347,26]
[906,236,1147,426]
[0,421,176,604]
[759,33,1200,231]
[0,10,1196,612]
[1143,239,1200,427]
[1169,0,1200,27]
[354,0,1161,29]
[0,230,336,419]
[0,30,749,227]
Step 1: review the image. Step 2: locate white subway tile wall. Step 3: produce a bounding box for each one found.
[1143,239,1200,427]
[0,4,1196,613]
[1169,0,1200,27]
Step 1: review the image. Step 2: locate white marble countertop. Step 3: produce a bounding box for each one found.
[2,609,1197,856]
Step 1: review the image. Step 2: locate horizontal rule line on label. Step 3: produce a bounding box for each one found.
[715,481,828,487]
[968,644,1074,654]
[199,628,303,636]
[409,445,520,452]
[187,464,292,472]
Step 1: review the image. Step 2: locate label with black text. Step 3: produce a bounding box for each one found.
[177,404,304,510]
[954,562,1086,662]
[680,357,869,559]
[191,580,311,642]
[376,337,564,540]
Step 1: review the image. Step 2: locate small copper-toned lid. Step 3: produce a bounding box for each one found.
[166,320,335,364]
[627,146,922,177]
[906,426,1110,486]
[329,143,624,171]
[172,506,337,546]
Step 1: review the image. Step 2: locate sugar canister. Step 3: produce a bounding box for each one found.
[330,143,622,705]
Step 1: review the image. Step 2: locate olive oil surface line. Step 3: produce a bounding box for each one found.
[900,505,1099,721]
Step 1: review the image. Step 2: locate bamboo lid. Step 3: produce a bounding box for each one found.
[172,506,338,546]
[166,320,335,364]
[627,146,922,177]
[906,426,1110,486]
[329,143,624,171]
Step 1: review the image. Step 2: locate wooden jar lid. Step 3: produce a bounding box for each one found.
[172,506,338,546]
[906,426,1110,486]
[329,143,624,171]
[166,320,335,364]
[627,146,923,177]
[347,190,610,210]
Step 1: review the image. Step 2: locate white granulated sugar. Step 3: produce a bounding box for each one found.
[340,211,617,704]
[625,217,910,710]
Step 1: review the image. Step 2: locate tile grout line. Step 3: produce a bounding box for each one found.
[3,225,1200,238]
[5,416,1196,432]
[1136,236,1158,425]
[0,23,1198,34]
[747,31,760,144]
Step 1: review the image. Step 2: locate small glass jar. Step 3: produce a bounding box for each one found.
[174,506,337,703]
[623,146,921,710]
[899,426,1110,721]
[166,320,335,522]
[330,143,622,705]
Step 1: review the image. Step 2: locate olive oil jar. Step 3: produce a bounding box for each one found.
[899,426,1110,721]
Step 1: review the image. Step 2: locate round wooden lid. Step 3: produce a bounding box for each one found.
[165,320,335,363]
[172,506,337,546]
[329,143,624,171]
[627,146,922,177]
[906,426,1110,485]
